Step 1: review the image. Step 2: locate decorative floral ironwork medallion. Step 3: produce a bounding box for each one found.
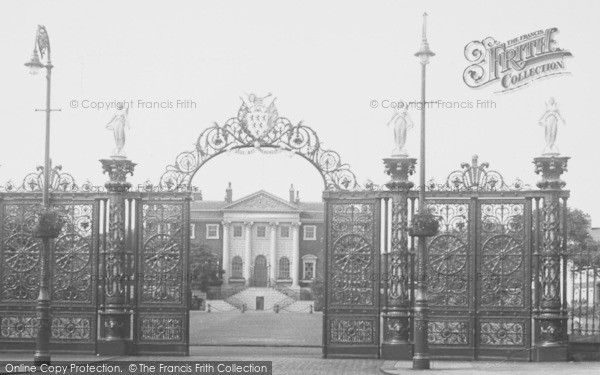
[144,234,181,273]
[480,322,524,346]
[333,234,372,274]
[4,233,40,272]
[428,321,468,345]
[54,234,90,273]
[482,235,522,276]
[429,235,467,275]
[329,319,374,344]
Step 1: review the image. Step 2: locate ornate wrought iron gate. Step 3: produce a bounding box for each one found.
[0,187,191,356]
[323,196,381,358]
[0,195,99,353]
[426,198,532,360]
[133,195,191,355]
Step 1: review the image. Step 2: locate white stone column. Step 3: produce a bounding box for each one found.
[221,221,230,287]
[243,221,253,286]
[269,222,278,284]
[291,222,300,288]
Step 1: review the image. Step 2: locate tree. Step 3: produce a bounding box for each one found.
[567,208,592,251]
[190,243,224,292]
[565,208,600,269]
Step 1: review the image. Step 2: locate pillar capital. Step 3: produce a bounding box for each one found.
[383,157,416,191]
[221,220,231,227]
[244,221,254,227]
[533,156,569,190]
[291,222,301,228]
[269,222,279,227]
[100,158,136,193]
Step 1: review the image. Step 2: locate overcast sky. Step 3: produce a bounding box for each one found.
[0,0,598,225]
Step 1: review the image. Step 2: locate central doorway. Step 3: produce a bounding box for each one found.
[253,255,268,287]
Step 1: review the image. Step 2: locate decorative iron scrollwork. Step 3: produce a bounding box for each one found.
[144,234,181,274]
[1,204,41,301]
[140,317,183,341]
[52,204,94,303]
[428,321,468,345]
[427,155,529,192]
[4,233,41,272]
[429,235,467,276]
[3,166,79,193]
[51,317,91,341]
[54,234,90,273]
[479,203,526,308]
[329,203,376,306]
[427,203,469,307]
[0,316,39,339]
[332,234,372,274]
[160,96,358,191]
[482,235,522,276]
[480,321,524,346]
[329,319,375,344]
[141,204,184,304]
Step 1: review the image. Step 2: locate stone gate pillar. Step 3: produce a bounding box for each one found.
[382,157,416,359]
[98,158,136,355]
[533,156,569,361]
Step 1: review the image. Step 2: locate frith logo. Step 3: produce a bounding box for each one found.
[463,28,572,92]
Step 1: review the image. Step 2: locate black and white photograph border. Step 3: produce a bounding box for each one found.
[0,1,599,374]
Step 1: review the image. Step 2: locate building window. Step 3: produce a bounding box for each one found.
[206,224,219,239]
[190,224,196,239]
[233,225,243,238]
[303,262,315,280]
[302,254,317,280]
[256,225,267,238]
[303,225,316,240]
[279,257,290,279]
[280,225,290,238]
[231,256,243,279]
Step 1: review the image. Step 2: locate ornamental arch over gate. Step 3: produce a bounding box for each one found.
[159,94,359,192]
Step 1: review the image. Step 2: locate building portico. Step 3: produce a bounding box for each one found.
[191,187,323,290]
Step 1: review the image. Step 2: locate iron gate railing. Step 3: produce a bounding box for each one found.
[133,195,191,355]
[0,189,192,356]
[0,194,100,353]
[567,247,600,337]
[323,196,381,358]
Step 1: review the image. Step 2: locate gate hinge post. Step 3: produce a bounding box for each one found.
[97,158,136,356]
[382,157,417,360]
[532,155,569,361]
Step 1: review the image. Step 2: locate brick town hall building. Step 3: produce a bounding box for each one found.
[190,184,324,292]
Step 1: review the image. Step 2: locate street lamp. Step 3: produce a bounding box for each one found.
[411,13,437,370]
[26,25,61,366]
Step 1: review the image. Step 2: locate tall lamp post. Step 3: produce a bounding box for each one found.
[25,25,62,366]
[411,13,437,370]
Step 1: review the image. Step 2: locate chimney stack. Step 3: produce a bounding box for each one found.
[289,184,295,203]
[225,182,233,203]
[295,190,300,204]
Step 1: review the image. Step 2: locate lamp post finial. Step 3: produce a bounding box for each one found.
[422,12,428,40]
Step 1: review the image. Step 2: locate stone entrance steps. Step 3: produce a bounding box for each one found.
[226,287,295,311]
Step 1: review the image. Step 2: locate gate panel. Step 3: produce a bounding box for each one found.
[134,198,190,355]
[426,198,532,360]
[0,197,98,353]
[324,198,380,358]
[476,200,531,360]
[427,200,474,359]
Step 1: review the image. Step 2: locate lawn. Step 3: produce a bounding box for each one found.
[189,311,323,347]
